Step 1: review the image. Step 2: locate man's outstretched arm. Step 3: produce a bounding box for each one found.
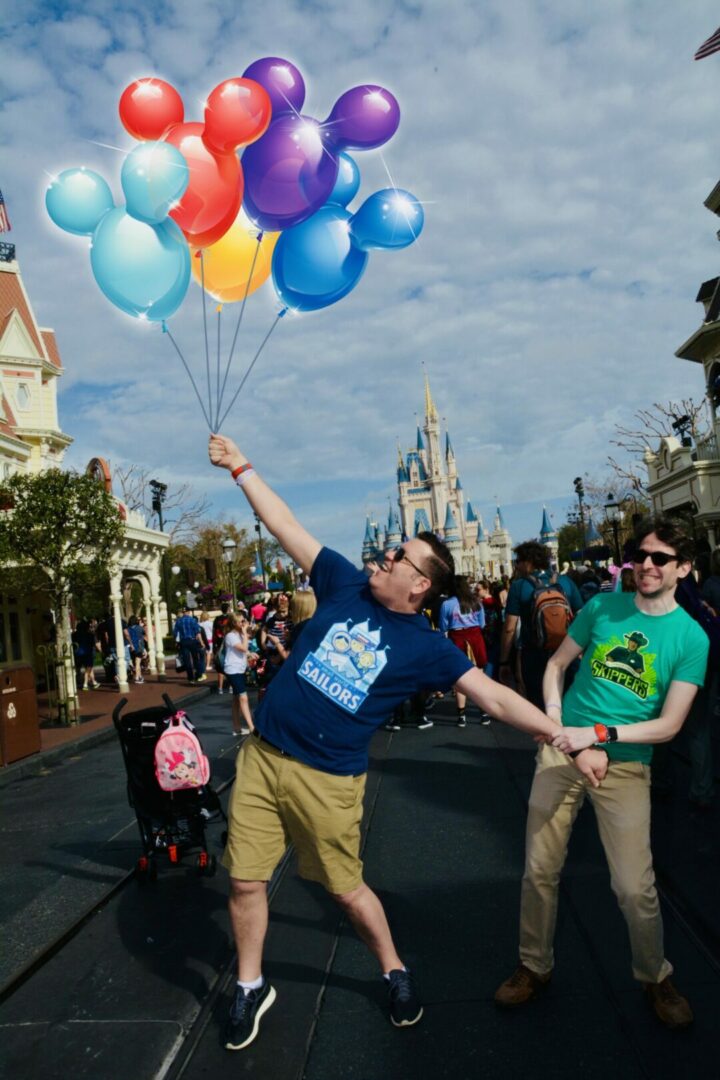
[209,434,322,574]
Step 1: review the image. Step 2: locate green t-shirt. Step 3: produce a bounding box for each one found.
[562,593,709,764]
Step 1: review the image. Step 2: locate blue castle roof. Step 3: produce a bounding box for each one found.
[416,426,425,452]
[443,503,459,537]
[586,516,602,543]
[495,505,506,529]
[540,506,555,539]
[466,501,477,523]
[445,431,454,457]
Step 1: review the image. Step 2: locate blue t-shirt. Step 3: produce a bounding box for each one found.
[255,548,473,775]
[506,573,583,648]
[438,596,485,632]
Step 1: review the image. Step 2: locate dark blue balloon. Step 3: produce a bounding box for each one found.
[272,205,368,312]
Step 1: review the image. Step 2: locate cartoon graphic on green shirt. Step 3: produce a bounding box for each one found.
[589,630,658,700]
[605,631,649,675]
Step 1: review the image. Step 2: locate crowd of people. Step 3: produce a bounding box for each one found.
[71,612,149,689]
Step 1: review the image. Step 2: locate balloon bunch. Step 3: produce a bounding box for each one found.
[45,58,424,429]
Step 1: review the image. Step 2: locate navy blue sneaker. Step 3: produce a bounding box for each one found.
[387,968,423,1027]
[225,982,277,1050]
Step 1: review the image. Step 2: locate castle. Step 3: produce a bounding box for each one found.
[361,378,515,579]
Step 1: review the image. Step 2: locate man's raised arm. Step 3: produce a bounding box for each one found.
[209,434,322,574]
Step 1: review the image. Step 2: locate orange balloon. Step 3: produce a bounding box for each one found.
[191,209,278,302]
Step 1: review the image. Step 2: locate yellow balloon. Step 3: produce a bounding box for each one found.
[190,210,278,303]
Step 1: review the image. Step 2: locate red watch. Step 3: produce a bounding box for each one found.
[594,722,608,743]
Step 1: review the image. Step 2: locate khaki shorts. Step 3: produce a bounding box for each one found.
[222,734,367,894]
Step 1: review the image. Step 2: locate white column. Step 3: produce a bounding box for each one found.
[139,574,157,675]
[109,572,129,691]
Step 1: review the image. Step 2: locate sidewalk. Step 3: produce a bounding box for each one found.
[0,662,215,788]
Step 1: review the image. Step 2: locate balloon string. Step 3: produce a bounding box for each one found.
[199,251,213,425]
[215,232,263,429]
[162,323,213,430]
[215,306,222,430]
[216,308,287,431]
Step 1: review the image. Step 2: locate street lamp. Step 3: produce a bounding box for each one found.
[604,493,622,564]
[222,537,237,610]
[253,512,268,589]
[150,479,172,618]
[573,476,586,549]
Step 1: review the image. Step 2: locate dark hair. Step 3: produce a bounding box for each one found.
[634,515,694,565]
[416,531,455,605]
[220,602,229,614]
[454,575,480,614]
[129,614,139,627]
[513,540,550,572]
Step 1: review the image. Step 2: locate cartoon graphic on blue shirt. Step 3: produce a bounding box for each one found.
[298,619,388,713]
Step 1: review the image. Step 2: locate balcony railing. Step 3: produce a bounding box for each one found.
[695,432,720,462]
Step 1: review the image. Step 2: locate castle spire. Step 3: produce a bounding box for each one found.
[424,374,438,423]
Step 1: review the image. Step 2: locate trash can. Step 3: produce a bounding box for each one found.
[0,664,41,766]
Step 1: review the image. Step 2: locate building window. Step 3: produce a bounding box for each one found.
[15,383,31,411]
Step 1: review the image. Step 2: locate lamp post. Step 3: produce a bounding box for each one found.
[253,513,268,589]
[150,479,172,619]
[222,538,237,610]
[604,493,622,564]
[573,476,586,549]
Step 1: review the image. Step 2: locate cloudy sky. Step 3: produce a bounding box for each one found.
[3,1,719,560]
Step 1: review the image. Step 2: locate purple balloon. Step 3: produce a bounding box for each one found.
[325,85,400,150]
[242,56,305,116]
[242,113,339,232]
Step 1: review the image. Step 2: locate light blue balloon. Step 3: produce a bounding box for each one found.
[121,141,189,225]
[45,168,114,236]
[90,208,190,321]
[349,188,424,251]
[327,152,360,207]
[272,204,368,312]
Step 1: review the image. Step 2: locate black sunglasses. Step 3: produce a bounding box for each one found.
[391,546,428,577]
[633,549,680,567]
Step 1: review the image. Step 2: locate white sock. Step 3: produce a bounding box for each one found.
[237,974,264,995]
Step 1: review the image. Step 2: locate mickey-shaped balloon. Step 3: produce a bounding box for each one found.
[119,76,271,247]
[46,142,191,321]
[271,153,424,312]
[241,57,401,232]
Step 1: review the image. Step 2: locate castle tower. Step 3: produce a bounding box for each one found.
[423,376,445,527]
[361,516,376,565]
[539,506,559,569]
[385,503,401,551]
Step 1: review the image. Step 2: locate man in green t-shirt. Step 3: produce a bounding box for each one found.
[495,517,709,1029]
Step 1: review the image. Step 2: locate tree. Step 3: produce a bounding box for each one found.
[608,397,712,497]
[0,470,125,721]
[111,463,211,545]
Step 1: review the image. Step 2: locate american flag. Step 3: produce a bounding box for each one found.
[0,190,11,234]
[695,26,720,60]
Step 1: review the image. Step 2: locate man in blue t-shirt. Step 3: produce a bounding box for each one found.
[208,433,608,1052]
[500,540,583,707]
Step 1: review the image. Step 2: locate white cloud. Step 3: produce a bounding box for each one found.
[3,0,720,560]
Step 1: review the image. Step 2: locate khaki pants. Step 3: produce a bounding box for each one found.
[519,745,672,985]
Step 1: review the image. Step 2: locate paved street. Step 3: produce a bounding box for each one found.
[1,693,720,1079]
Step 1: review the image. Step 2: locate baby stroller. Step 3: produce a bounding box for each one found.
[113,693,227,881]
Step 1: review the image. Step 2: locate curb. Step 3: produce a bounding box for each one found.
[0,686,213,789]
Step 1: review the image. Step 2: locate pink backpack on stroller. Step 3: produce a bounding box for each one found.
[154,711,210,792]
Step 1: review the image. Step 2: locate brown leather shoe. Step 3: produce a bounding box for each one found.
[644,978,693,1029]
[494,964,551,1008]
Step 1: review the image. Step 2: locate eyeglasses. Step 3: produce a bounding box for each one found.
[633,549,680,568]
[390,546,428,577]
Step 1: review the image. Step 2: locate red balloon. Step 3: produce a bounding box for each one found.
[203,78,271,154]
[119,78,184,140]
[164,123,242,248]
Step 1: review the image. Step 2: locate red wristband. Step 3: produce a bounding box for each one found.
[594,722,608,743]
[231,462,252,480]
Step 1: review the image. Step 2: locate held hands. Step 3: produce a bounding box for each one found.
[571,748,609,788]
[551,726,596,754]
[208,433,243,472]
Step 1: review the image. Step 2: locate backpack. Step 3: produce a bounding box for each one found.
[154,710,210,792]
[526,575,573,652]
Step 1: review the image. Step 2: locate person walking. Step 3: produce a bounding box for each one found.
[208,432,607,1052]
[494,517,709,1029]
[499,541,583,708]
[223,612,255,736]
[173,606,207,684]
[439,575,487,727]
